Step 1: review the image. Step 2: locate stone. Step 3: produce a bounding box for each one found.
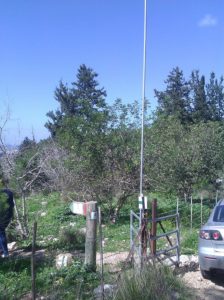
[93,284,117,300]
[78,227,86,235]
[55,253,73,269]
[8,241,17,251]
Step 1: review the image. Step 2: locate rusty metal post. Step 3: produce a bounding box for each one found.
[141,209,148,258]
[150,199,157,256]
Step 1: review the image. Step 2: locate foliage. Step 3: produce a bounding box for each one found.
[145,117,224,196]
[46,64,108,145]
[155,67,192,124]
[155,67,224,124]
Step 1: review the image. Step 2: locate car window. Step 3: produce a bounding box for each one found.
[213,205,224,222]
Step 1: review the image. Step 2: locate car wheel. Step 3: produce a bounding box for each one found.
[200,268,211,279]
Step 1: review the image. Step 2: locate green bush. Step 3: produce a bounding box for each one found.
[113,264,192,300]
[57,226,85,251]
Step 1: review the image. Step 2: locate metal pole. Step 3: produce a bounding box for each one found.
[176,197,179,214]
[190,196,193,232]
[200,194,203,226]
[176,213,180,266]
[139,0,147,198]
[31,221,37,300]
[98,207,104,300]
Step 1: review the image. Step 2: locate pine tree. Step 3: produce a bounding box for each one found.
[45,64,108,137]
[206,72,224,121]
[190,71,210,122]
[155,67,191,123]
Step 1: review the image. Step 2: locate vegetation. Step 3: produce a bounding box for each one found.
[1,64,224,298]
[114,264,192,300]
[1,192,203,299]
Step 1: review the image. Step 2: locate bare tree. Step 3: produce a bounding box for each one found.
[0,110,46,237]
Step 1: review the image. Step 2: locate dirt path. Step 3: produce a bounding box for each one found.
[182,269,224,300]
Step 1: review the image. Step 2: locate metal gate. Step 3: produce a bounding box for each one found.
[129,200,180,266]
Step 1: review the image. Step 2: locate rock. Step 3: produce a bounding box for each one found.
[56,253,73,269]
[41,202,47,206]
[78,227,86,235]
[40,212,46,217]
[8,241,17,251]
[93,284,117,300]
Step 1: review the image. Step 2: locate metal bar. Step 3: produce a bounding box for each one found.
[190,195,193,232]
[146,213,178,223]
[201,194,203,226]
[150,229,178,240]
[130,210,133,250]
[176,213,180,265]
[155,245,178,256]
[31,221,37,300]
[98,207,104,300]
[131,210,141,221]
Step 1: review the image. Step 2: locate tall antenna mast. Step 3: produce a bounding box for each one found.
[139,0,147,198]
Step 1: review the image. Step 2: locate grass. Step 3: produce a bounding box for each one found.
[113,264,193,300]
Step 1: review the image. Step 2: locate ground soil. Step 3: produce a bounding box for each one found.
[181,269,224,300]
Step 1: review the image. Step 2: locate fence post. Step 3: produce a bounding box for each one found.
[150,199,157,256]
[31,221,37,300]
[176,212,180,266]
[190,195,193,232]
[85,201,97,271]
[200,194,203,226]
[98,207,104,300]
[176,197,179,215]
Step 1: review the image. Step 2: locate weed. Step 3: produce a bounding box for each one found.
[113,264,193,300]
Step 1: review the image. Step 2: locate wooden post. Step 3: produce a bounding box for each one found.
[31,221,37,300]
[85,201,97,271]
[150,199,157,256]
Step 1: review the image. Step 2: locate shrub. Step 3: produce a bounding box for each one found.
[113,264,192,300]
[57,226,85,251]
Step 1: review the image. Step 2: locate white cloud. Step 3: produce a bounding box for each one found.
[198,14,218,27]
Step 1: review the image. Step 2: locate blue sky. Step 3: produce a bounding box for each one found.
[0,0,223,144]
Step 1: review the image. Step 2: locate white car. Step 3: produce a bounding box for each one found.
[198,199,224,279]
